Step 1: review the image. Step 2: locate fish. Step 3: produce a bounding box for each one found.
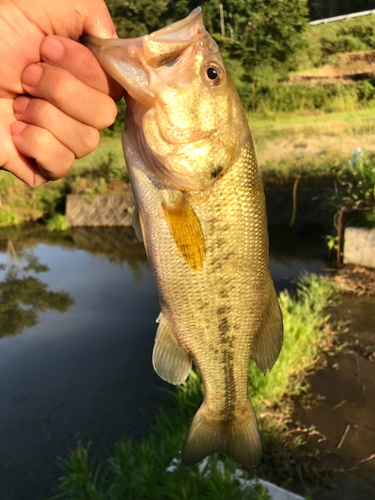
[83,7,283,468]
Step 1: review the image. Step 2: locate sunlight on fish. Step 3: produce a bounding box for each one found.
[83,7,283,468]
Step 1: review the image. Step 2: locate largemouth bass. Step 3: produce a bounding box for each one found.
[84,8,283,468]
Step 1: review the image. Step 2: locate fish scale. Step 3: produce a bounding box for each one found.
[84,7,283,468]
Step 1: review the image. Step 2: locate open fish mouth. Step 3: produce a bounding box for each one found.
[82,8,207,107]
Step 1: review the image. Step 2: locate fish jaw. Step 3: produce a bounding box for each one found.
[82,8,205,111]
[82,35,155,109]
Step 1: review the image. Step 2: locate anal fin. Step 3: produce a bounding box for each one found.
[152,313,192,385]
[251,284,283,374]
[182,400,262,467]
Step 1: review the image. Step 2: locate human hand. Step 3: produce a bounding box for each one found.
[0,0,124,187]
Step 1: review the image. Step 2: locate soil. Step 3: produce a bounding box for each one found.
[289,50,375,85]
[293,291,375,499]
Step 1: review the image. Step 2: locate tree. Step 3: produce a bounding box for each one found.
[202,0,308,74]
[105,0,169,37]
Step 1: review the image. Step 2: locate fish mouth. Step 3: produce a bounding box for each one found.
[82,8,206,108]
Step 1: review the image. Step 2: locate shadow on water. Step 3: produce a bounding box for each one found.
[0,225,328,500]
[268,225,328,293]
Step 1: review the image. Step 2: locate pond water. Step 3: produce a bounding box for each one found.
[0,226,327,500]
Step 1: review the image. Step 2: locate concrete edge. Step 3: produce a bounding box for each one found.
[166,458,305,499]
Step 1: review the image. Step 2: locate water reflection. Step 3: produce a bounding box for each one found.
[0,241,74,338]
[268,226,328,293]
[70,226,148,281]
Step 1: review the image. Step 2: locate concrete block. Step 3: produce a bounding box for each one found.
[344,227,375,269]
[251,479,304,500]
[66,192,135,227]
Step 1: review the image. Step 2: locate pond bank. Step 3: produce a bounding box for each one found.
[292,274,375,499]
[65,188,333,228]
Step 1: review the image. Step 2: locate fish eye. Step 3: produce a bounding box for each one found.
[203,63,223,86]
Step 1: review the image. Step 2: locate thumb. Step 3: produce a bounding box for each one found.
[79,0,118,38]
[46,0,118,40]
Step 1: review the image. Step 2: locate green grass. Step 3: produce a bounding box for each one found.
[54,274,336,499]
[73,136,125,178]
[248,109,375,189]
[47,214,68,231]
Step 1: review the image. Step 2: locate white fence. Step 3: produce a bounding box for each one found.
[310,9,375,25]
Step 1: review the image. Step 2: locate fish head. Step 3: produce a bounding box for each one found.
[83,8,247,191]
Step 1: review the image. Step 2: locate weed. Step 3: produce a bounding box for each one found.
[327,148,375,262]
[47,214,68,232]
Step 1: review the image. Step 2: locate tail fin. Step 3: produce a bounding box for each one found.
[181,400,261,467]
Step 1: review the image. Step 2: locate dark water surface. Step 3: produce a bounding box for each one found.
[0,226,326,500]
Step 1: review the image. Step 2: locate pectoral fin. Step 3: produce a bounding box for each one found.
[132,205,143,242]
[132,205,149,255]
[251,285,283,374]
[163,198,205,272]
[152,313,192,385]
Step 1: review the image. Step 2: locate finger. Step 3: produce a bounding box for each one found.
[11,121,75,181]
[40,36,124,102]
[3,153,48,188]
[21,63,118,130]
[25,0,117,40]
[80,0,118,39]
[0,99,47,187]
[13,96,100,159]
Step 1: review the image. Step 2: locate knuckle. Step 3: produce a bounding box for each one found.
[30,174,48,188]
[33,99,54,126]
[33,127,50,151]
[78,128,100,158]
[47,150,75,181]
[48,69,72,105]
[61,151,75,176]
[98,98,118,130]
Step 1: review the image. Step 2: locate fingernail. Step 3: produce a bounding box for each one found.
[10,121,28,136]
[22,64,44,88]
[41,36,64,64]
[13,96,31,115]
